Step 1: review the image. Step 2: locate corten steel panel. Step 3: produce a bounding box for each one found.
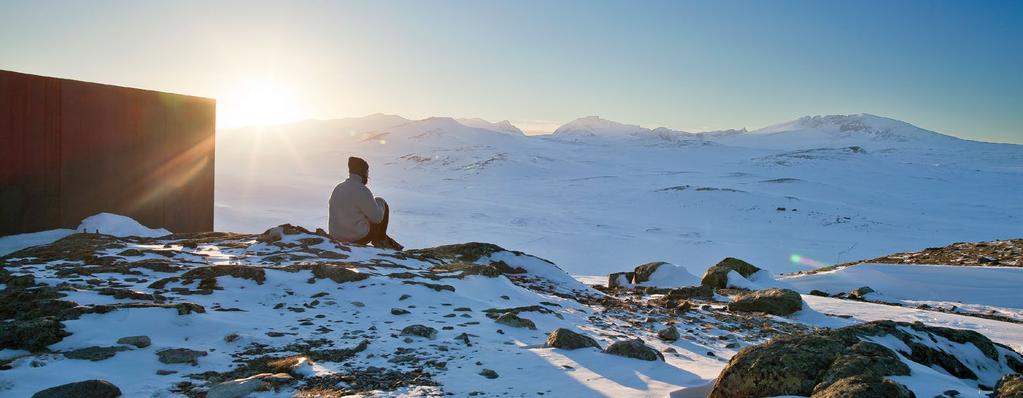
[0,70,215,236]
[0,72,62,233]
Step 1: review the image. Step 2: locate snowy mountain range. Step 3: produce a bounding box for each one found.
[215,113,1023,276]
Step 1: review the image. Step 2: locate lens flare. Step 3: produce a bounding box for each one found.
[789,253,827,268]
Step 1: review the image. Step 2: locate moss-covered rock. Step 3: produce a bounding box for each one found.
[545,328,601,350]
[604,338,664,361]
[727,288,803,316]
[810,375,915,398]
[994,374,1023,398]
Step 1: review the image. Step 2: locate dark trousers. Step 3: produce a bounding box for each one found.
[353,199,389,244]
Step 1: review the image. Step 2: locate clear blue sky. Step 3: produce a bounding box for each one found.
[2,0,1021,142]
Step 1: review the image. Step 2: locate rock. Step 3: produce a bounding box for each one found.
[665,285,715,300]
[64,346,128,361]
[31,379,122,398]
[657,325,680,341]
[727,288,803,316]
[479,369,499,379]
[809,289,829,297]
[495,313,536,330]
[709,320,1020,398]
[607,272,635,288]
[401,324,438,339]
[701,257,761,288]
[0,317,70,351]
[604,338,664,361]
[156,370,177,376]
[391,308,410,315]
[116,335,151,348]
[224,333,239,343]
[156,348,207,365]
[545,328,601,350]
[406,242,506,262]
[632,261,669,284]
[849,286,875,300]
[206,373,293,398]
[399,294,411,301]
[810,375,915,398]
[994,374,1023,398]
[310,264,369,283]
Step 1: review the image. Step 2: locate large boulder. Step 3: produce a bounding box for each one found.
[727,288,803,316]
[495,313,537,330]
[632,261,669,284]
[31,380,122,398]
[607,272,635,288]
[709,320,1023,398]
[701,257,761,288]
[604,338,664,361]
[545,328,601,350]
[206,373,293,398]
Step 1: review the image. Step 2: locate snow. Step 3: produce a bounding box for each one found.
[0,228,75,256]
[726,270,790,290]
[781,263,1023,309]
[76,213,171,237]
[214,112,1023,277]
[636,263,701,288]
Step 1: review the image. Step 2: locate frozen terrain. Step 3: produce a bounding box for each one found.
[214,113,1023,276]
[1,217,1020,397]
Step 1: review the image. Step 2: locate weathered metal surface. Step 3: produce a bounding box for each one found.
[0,69,215,235]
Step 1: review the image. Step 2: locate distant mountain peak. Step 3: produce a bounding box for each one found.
[753,113,955,143]
[456,118,525,135]
[552,116,649,138]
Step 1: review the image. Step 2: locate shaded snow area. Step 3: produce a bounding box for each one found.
[782,263,1023,322]
[0,213,171,257]
[2,221,1021,397]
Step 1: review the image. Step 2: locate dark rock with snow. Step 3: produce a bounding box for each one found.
[701,257,762,288]
[657,325,680,341]
[401,324,438,339]
[809,289,830,297]
[64,346,128,361]
[607,271,635,288]
[849,286,875,300]
[156,348,207,365]
[31,379,122,398]
[495,313,536,329]
[479,369,499,379]
[710,320,1023,398]
[545,328,601,350]
[632,261,669,284]
[206,373,294,398]
[994,374,1023,398]
[604,338,664,361]
[727,288,803,316]
[308,264,369,283]
[116,335,151,348]
[390,308,410,315]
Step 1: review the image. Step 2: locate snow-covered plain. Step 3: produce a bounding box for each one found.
[214,113,1023,276]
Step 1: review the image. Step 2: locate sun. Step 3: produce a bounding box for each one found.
[216,79,306,129]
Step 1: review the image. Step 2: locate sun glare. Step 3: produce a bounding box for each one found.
[217,79,305,129]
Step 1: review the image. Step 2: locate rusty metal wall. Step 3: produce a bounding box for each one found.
[0,69,215,236]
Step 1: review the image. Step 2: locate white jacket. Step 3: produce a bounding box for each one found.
[328,174,385,242]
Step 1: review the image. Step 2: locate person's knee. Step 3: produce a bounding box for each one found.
[375,197,388,209]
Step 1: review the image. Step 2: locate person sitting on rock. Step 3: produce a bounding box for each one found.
[328,156,403,250]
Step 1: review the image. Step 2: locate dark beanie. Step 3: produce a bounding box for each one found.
[348,156,369,177]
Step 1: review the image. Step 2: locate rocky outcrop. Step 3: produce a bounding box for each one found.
[31,380,122,398]
[406,242,506,262]
[495,313,537,329]
[849,286,875,300]
[701,257,761,288]
[116,335,151,348]
[995,374,1023,398]
[710,320,1023,398]
[604,338,664,361]
[727,288,803,316]
[545,328,601,350]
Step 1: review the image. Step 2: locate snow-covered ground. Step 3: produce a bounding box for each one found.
[213,113,1023,276]
[1,215,1020,397]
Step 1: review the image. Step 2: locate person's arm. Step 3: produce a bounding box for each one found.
[357,187,385,224]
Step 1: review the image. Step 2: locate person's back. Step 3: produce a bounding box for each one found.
[328,157,402,249]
